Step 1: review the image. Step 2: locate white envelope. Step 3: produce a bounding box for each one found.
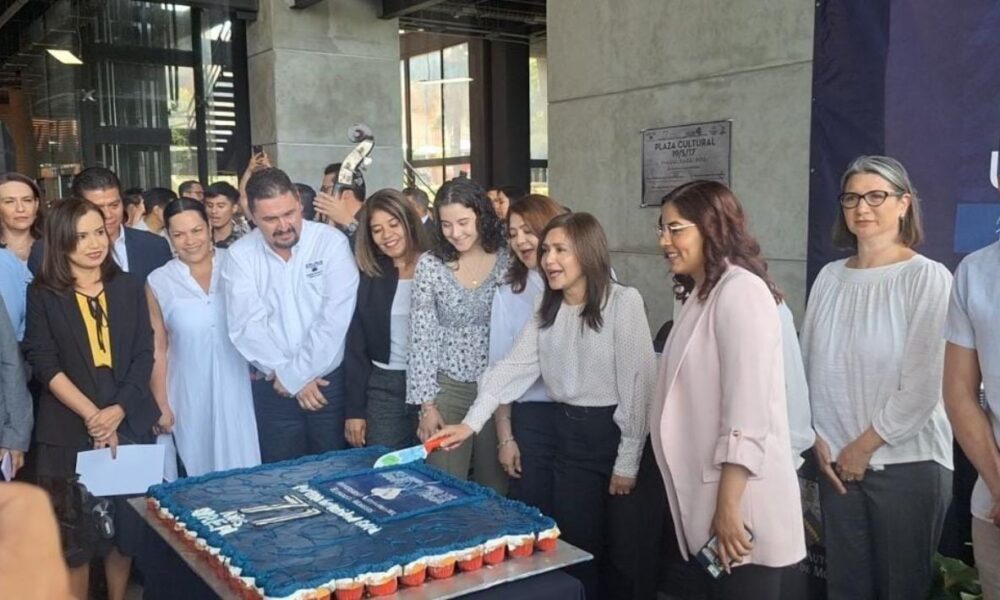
[76,445,166,496]
[1,452,12,482]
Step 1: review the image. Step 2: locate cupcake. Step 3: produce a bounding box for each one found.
[507,534,535,558]
[401,559,428,587]
[483,538,507,564]
[333,578,364,600]
[537,526,561,552]
[306,588,332,599]
[364,566,401,597]
[428,552,457,579]
[457,547,484,572]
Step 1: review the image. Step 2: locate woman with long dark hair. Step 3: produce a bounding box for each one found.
[489,194,565,513]
[25,197,160,600]
[651,180,805,599]
[147,198,260,477]
[344,189,430,449]
[435,212,657,599]
[406,178,509,491]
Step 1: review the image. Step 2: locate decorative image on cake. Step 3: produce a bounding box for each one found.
[146,447,560,599]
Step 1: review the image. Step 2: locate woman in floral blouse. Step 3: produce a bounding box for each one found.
[407,178,509,492]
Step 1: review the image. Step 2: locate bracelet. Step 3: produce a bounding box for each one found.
[497,415,512,422]
[419,403,438,417]
[497,437,515,450]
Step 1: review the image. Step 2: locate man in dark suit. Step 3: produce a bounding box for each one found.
[29,167,171,282]
[402,186,436,238]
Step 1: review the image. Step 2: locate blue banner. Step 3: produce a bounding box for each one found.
[808,0,1000,285]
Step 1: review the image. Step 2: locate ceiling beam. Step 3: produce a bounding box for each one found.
[380,0,447,19]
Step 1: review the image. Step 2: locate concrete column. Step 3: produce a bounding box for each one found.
[547,0,813,328]
[488,41,530,191]
[247,0,402,191]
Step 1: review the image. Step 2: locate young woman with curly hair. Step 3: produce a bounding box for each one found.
[406,177,509,491]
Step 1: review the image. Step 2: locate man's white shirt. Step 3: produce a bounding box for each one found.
[113,225,130,272]
[221,220,359,395]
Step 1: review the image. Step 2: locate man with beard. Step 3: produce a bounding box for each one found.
[222,167,359,462]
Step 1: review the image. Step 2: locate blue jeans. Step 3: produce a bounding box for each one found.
[252,367,347,463]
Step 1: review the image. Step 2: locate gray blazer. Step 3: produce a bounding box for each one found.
[0,295,31,451]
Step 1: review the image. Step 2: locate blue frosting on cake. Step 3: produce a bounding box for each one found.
[148,447,556,598]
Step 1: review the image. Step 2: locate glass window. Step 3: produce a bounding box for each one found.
[529,42,549,195]
[442,44,470,158]
[403,43,472,194]
[529,48,548,161]
[5,0,249,197]
[409,51,443,161]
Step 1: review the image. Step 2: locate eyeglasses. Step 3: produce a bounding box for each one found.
[838,190,903,209]
[655,222,697,239]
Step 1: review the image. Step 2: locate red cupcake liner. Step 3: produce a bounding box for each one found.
[537,537,558,552]
[401,567,427,587]
[333,584,364,600]
[510,539,535,558]
[457,553,483,572]
[367,577,399,597]
[483,544,506,564]
[428,562,456,579]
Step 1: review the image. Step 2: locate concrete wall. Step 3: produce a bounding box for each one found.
[247,0,403,191]
[547,0,814,329]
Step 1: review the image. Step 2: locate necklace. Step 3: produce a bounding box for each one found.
[458,251,491,287]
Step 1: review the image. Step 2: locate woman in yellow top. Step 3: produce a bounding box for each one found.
[25,197,160,600]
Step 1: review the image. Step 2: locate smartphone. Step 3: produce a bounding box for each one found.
[252,144,263,155]
[695,527,754,579]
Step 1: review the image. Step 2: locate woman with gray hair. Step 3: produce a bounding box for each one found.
[800,155,954,600]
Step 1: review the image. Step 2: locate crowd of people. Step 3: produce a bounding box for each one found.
[0,152,996,600]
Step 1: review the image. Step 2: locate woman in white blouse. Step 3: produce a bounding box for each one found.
[147,198,260,477]
[435,212,657,600]
[489,194,565,514]
[800,155,953,600]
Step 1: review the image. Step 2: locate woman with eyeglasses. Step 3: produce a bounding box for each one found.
[651,181,804,599]
[24,197,160,600]
[800,156,953,600]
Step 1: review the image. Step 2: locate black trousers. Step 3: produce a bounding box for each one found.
[251,367,347,463]
[508,402,558,516]
[552,404,639,600]
[699,564,786,600]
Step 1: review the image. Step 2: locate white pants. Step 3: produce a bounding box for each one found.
[973,516,1000,600]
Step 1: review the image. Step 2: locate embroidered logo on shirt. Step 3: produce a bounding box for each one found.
[305,260,324,278]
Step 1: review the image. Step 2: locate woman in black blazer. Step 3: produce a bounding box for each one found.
[24,197,159,600]
[345,189,430,449]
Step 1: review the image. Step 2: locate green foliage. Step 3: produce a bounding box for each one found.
[927,553,982,600]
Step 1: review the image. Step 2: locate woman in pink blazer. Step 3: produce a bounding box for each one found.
[652,180,805,599]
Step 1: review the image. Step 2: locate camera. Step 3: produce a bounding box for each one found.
[79,483,115,540]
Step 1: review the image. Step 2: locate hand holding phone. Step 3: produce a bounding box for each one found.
[696,527,754,578]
